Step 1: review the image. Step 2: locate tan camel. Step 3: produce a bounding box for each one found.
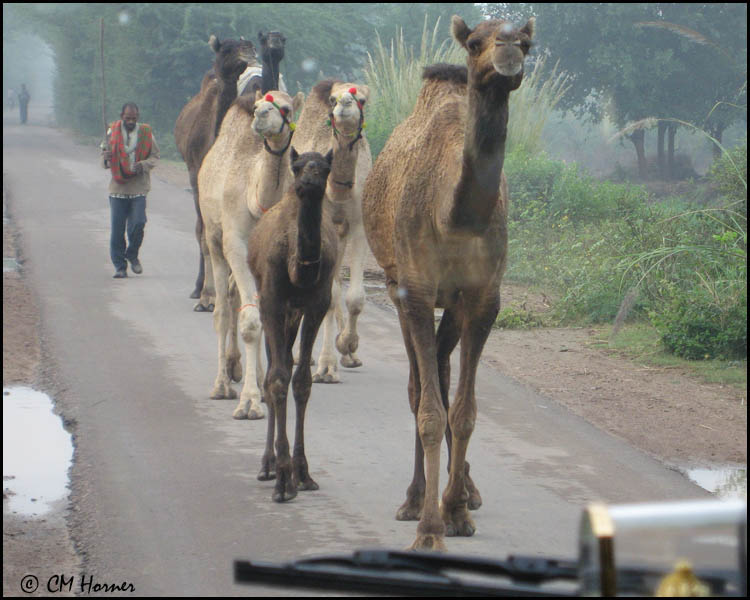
[174,35,257,311]
[198,89,304,419]
[248,148,337,500]
[292,80,372,383]
[362,16,535,551]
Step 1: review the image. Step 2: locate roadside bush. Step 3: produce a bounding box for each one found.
[650,285,747,360]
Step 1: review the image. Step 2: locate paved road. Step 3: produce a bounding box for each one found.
[2,118,709,595]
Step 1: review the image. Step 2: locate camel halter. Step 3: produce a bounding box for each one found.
[327,87,366,152]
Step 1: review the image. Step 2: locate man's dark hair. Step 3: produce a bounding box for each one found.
[121,102,139,116]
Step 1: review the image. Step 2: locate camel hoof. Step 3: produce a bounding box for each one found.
[340,354,362,369]
[444,509,476,537]
[193,302,212,312]
[258,456,276,480]
[257,468,276,481]
[232,407,248,419]
[211,385,237,400]
[408,534,446,552]
[312,372,340,384]
[468,492,482,511]
[272,488,297,503]
[247,406,265,420]
[396,504,422,521]
[297,478,319,491]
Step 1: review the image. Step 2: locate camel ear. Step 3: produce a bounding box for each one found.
[258,31,266,43]
[290,146,299,163]
[209,35,220,53]
[356,84,370,102]
[451,16,472,48]
[520,17,535,40]
[255,89,263,102]
[292,91,305,114]
[324,149,334,166]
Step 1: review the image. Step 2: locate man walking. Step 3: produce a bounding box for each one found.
[18,84,30,124]
[101,103,160,278]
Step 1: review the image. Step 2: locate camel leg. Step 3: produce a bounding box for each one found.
[312,276,341,383]
[262,301,296,503]
[291,304,325,491]
[226,274,243,383]
[336,225,366,368]
[437,306,482,512]
[208,252,236,401]
[225,232,265,420]
[258,336,276,481]
[190,176,210,308]
[397,280,446,551]
[441,291,499,538]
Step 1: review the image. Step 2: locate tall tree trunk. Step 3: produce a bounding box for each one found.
[629,129,647,180]
[667,124,677,180]
[657,121,667,179]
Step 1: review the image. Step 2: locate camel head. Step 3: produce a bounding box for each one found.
[451,16,535,90]
[327,82,370,146]
[208,35,257,80]
[258,30,286,63]
[252,90,304,140]
[290,147,334,200]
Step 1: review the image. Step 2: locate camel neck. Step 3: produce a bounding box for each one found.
[448,83,509,232]
[295,188,325,286]
[328,141,359,203]
[254,136,292,214]
[261,55,281,95]
[215,78,239,138]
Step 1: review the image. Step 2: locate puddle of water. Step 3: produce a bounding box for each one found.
[685,466,746,500]
[3,386,73,516]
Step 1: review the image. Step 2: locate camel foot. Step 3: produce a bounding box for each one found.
[190,289,201,299]
[296,477,319,491]
[443,506,476,537]
[340,354,362,369]
[294,460,319,491]
[272,471,297,503]
[467,486,482,511]
[408,534,446,552]
[257,455,276,481]
[336,332,359,357]
[193,302,214,312]
[247,404,265,420]
[396,494,423,521]
[211,383,237,400]
[312,370,340,384]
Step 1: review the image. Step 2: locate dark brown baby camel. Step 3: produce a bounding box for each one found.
[248,148,338,502]
[362,15,535,550]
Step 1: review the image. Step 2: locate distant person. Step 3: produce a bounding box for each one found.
[18,84,30,124]
[101,102,160,278]
[7,88,16,110]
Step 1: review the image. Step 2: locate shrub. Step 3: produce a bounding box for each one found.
[650,285,747,360]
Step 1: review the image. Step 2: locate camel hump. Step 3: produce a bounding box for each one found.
[422,63,468,85]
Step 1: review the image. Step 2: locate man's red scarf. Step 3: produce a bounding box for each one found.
[108,120,153,184]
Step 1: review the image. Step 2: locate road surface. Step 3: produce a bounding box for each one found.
[2,117,709,595]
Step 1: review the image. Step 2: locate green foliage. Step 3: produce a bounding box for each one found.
[708,139,748,203]
[494,306,547,329]
[649,284,747,360]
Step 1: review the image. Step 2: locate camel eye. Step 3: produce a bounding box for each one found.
[358,98,366,106]
[329,97,337,107]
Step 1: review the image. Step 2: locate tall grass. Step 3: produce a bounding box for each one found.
[364,17,569,159]
[364,16,464,158]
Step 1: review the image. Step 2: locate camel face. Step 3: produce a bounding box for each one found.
[452,16,535,89]
[329,83,369,137]
[260,30,286,56]
[209,36,257,81]
[290,148,334,198]
[252,91,295,139]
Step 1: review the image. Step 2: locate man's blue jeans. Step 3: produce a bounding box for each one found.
[109,195,147,271]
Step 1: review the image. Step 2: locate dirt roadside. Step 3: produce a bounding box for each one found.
[3,160,746,595]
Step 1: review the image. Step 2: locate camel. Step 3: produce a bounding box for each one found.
[174,35,257,312]
[238,30,287,97]
[292,80,372,383]
[248,148,337,501]
[198,89,304,420]
[361,16,535,551]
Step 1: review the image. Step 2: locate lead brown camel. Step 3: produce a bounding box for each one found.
[362,16,535,550]
[174,35,257,311]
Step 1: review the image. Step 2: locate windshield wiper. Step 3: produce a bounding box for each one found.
[234,549,580,596]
